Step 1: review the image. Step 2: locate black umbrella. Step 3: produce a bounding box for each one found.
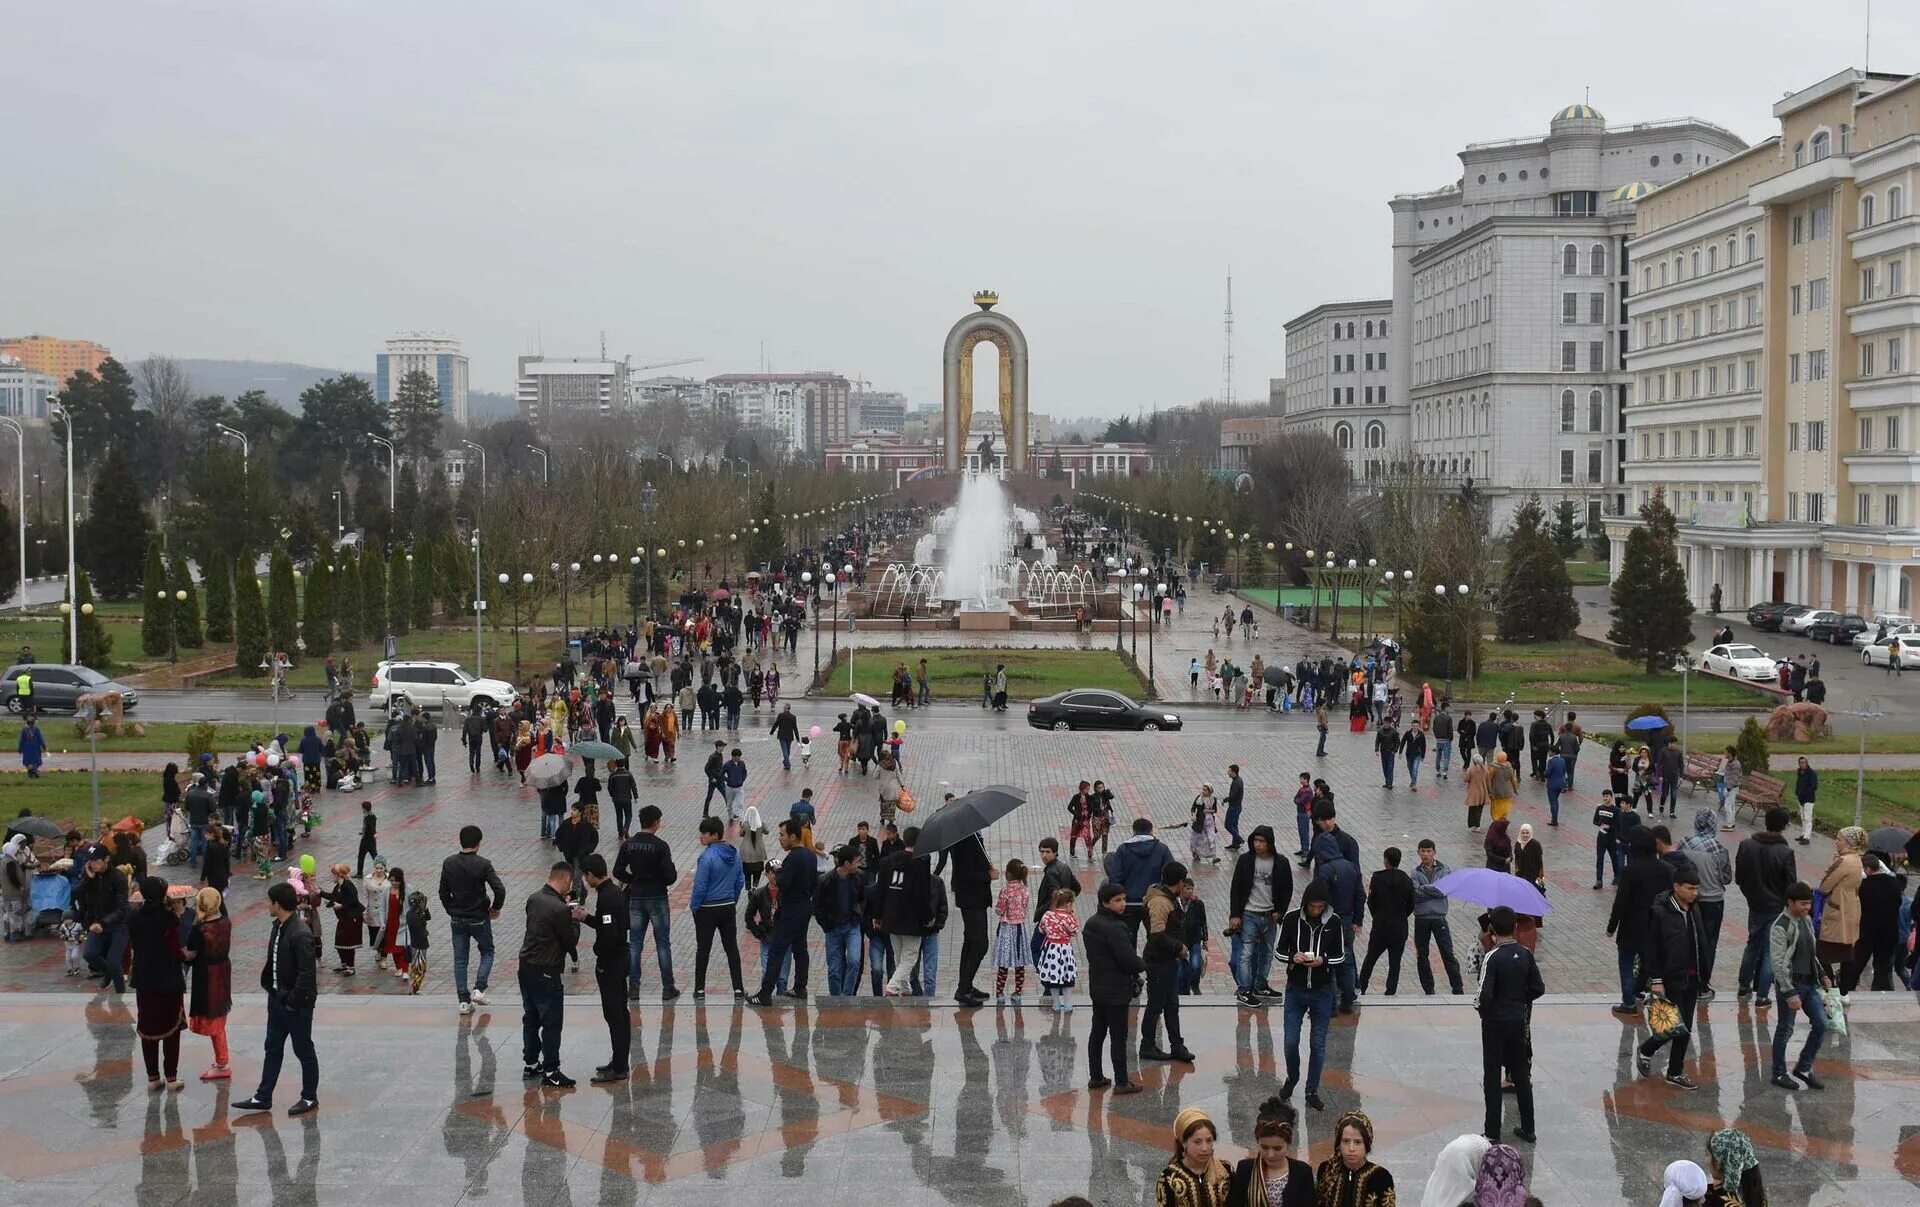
[913,785,1028,854]
[5,816,65,841]
[1263,665,1291,687]
[1865,826,1912,857]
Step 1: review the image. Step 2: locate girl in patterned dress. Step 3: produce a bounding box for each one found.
[991,860,1031,1004]
[1036,888,1080,1011]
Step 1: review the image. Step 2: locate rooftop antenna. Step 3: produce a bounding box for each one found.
[1220,269,1235,408]
[1865,0,1872,75]
[600,330,606,360]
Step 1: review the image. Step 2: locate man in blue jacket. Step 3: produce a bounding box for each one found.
[687,816,745,998]
[1311,832,1365,1012]
[747,820,818,1005]
[1105,819,1172,948]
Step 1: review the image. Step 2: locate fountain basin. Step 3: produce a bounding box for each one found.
[956,608,1012,632]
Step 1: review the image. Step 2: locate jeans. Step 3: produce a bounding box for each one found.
[628,897,675,992]
[255,996,319,1103]
[1616,945,1640,1009]
[1181,943,1206,993]
[467,741,482,773]
[1639,984,1697,1075]
[1295,810,1313,857]
[1379,753,1395,787]
[702,780,725,814]
[1234,912,1275,991]
[421,745,436,781]
[611,796,633,836]
[906,933,941,995]
[724,786,745,820]
[1546,787,1561,825]
[540,811,560,840]
[1223,804,1243,847]
[1772,979,1828,1075]
[757,944,792,993]
[1406,755,1423,789]
[824,922,862,995]
[1659,778,1678,815]
[1282,983,1334,1093]
[1695,900,1724,988]
[693,904,744,993]
[1316,725,1328,757]
[1435,739,1454,778]
[1088,1001,1131,1083]
[1414,918,1464,994]
[1140,959,1184,1049]
[187,825,208,866]
[449,917,494,1004]
[82,925,128,991]
[867,931,895,995]
[1358,928,1406,994]
[757,915,810,996]
[519,967,565,1071]
[778,738,792,769]
[1740,910,1778,998]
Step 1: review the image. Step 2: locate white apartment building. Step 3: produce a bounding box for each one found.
[0,354,58,423]
[1390,105,1747,528]
[707,372,851,453]
[376,334,469,425]
[1618,68,1919,615]
[516,356,631,428]
[1282,300,1392,476]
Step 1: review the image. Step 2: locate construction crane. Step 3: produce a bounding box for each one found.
[626,356,704,375]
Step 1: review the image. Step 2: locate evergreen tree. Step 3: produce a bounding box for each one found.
[1495,495,1579,643]
[360,541,387,643]
[79,447,152,599]
[410,538,436,629]
[302,559,334,656]
[202,547,234,642]
[391,370,443,461]
[140,534,172,657]
[334,555,362,648]
[266,545,299,655]
[169,552,203,649]
[438,532,467,619]
[233,563,267,676]
[0,498,16,607]
[745,483,783,570]
[388,544,413,636]
[394,462,421,539]
[1549,498,1584,558]
[1607,488,1695,673]
[65,570,115,670]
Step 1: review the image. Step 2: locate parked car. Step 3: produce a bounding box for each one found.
[368,660,514,712]
[1748,602,1804,631]
[1805,612,1869,644]
[1,663,140,714]
[1870,612,1913,630]
[1701,643,1778,681]
[1026,690,1182,732]
[1781,608,1835,635]
[1861,634,1920,670]
[1854,622,1920,650]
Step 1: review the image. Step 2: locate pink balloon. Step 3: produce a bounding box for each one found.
[808,725,822,738]
[286,755,301,769]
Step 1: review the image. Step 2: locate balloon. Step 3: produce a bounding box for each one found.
[893,719,907,735]
[254,752,269,767]
[808,725,822,738]
[266,751,282,767]
[299,853,316,877]
[286,755,301,769]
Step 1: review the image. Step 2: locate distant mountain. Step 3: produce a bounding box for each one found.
[170,359,518,422]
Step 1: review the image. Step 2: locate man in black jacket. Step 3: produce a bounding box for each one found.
[935,827,996,1007]
[701,740,728,816]
[612,805,679,1002]
[440,825,507,1015]
[235,882,321,1116]
[1082,882,1146,1095]
[1636,867,1705,1089]
[748,821,820,1005]
[1527,710,1553,781]
[879,828,940,995]
[461,704,489,775]
[1275,880,1344,1112]
[1357,847,1415,995]
[1223,764,1247,852]
[1734,805,1797,1003]
[520,862,583,1087]
[1227,825,1292,1006]
[71,844,131,992]
[184,774,215,868]
[1606,828,1672,1015]
[1138,862,1193,1064]
[813,846,867,995]
[1478,906,1544,1143]
[578,853,631,1083]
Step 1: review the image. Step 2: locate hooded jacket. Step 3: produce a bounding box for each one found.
[1606,842,1674,951]
[1274,884,1345,990]
[1310,833,1364,928]
[1733,830,1796,913]
[1228,826,1292,920]
[1678,809,1733,903]
[298,726,325,767]
[879,849,939,937]
[1105,832,1173,906]
[689,839,744,909]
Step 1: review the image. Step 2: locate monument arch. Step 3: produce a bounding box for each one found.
[942,291,1029,475]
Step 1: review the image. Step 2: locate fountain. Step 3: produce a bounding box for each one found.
[943,474,1015,629]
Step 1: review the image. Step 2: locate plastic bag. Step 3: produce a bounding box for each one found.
[1822,986,1848,1037]
[1644,991,1689,1041]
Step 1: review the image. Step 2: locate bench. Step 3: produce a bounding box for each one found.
[1733,770,1786,823]
[1682,751,1721,790]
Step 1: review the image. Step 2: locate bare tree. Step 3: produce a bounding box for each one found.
[1247,431,1364,557]
[138,356,196,490]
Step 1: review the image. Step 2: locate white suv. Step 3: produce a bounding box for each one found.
[369,660,515,712]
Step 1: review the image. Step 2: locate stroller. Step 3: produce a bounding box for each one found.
[30,871,73,937]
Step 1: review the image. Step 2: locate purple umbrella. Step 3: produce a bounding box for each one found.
[1431,868,1552,915]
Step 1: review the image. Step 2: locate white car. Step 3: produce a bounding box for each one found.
[1782,608,1837,635]
[1860,634,1920,670]
[1853,622,1920,650]
[1701,643,1777,681]
[369,660,515,712]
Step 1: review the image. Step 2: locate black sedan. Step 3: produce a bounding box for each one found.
[1027,690,1182,732]
[1806,612,1869,644]
[1746,600,1798,628]
[1751,604,1810,632]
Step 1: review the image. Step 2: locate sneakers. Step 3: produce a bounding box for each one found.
[1665,1073,1698,1090]
[523,1064,542,1079]
[1304,1091,1325,1111]
[1234,990,1263,1008]
[1697,987,1716,1001]
[1635,1053,1653,1078]
[542,1070,576,1089]
[470,991,490,1006]
[459,1001,474,1016]
[1795,1070,1825,1090]
[996,994,1007,1006]
[693,989,706,1001]
[1771,1072,1800,1090]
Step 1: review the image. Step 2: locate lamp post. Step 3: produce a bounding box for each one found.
[551,561,580,645]
[842,562,857,690]
[331,490,344,542]
[367,432,397,512]
[593,555,605,628]
[0,417,22,611]
[1304,550,1318,629]
[1841,696,1885,827]
[461,439,487,503]
[158,587,186,663]
[825,571,839,670]
[1151,580,1166,691]
[802,571,817,688]
[1112,566,1127,652]
[1433,582,1472,697]
[628,555,642,630]
[470,530,484,677]
[215,423,250,478]
[526,444,549,484]
[1129,581,1142,663]
[1672,653,1695,753]
[50,402,78,662]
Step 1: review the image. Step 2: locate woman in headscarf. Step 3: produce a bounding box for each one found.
[1,834,37,942]
[1417,1134,1489,1207]
[1658,1159,1709,1207]
[1463,753,1490,833]
[1483,820,1513,874]
[1470,1144,1527,1207]
[1608,739,1631,799]
[1156,1106,1231,1207]
[182,886,232,1081]
[127,876,188,1091]
[1486,751,1517,824]
[1512,823,1544,892]
[1818,827,1866,993]
[1227,1096,1313,1207]
[1313,1110,1395,1207]
[1704,1127,1765,1207]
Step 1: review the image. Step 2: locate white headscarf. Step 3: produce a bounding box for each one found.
[1658,1160,1708,1207]
[1420,1134,1491,1207]
[2,834,28,862]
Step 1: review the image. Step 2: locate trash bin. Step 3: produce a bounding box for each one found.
[567,639,583,665]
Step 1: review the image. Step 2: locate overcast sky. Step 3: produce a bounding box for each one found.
[6,1,1915,418]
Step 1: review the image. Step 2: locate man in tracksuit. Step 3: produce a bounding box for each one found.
[747,820,819,1004]
[578,853,631,1083]
[1478,906,1544,1144]
[1274,880,1344,1112]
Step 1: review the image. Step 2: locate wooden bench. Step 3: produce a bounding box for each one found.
[1733,770,1786,823]
[1682,751,1721,790]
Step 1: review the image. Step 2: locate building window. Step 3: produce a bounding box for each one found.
[1862,342,1876,376]
[1790,285,1801,314]
[1787,491,1800,520]
[1561,341,1577,371]
[1860,417,1873,450]
[1809,350,1826,381]
[1744,359,1757,390]
[1809,277,1828,310]
[1744,231,1757,261]
[1560,390,1575,432]
[1888,415,1903,448]
[1659,315,1669,342]
[1563,245,1579,275]
[1588,447,1602,482]
[1589,389,1603,431]
[1659,262,1669,287]
[1708,427,1719,455]
[1690,368,1701,397]
[1793,142,1806,169]
[1812,205,1831,238]
[1691,250,1701,277]
[1589,292,1605,323]
[1706,246,1718,273]
[1690,429,1700,457]
[1562,292,1578,324]
[1788,353,1800,383]
[1364,321,1374,337]
[1639,433,1651,459]
[1862,266,1877,300]
[1334,423,1352,450]
[1890,260,1905,296]
[1863,194,1876,227]
[1808,492,1825,523]
[1791,215,1804,245]
[1589,341,1604,372]
[1807,420,1825,451]
[1743,424,1756,454]
[1788,423,1799,451]
[1810,130,1830,161]
[1859,492,1873,525]
[1890,338,1903,374]
[1559,449,1574,484]
[1745,294,1758,325]
[1365,421,1385,449]
[1892,187,1906,220]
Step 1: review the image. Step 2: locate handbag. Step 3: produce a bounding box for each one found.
[896,786,917,814]
[1643,990,1689,1041]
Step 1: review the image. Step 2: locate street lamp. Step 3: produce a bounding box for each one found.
[1841,697,1885,827]
[802,570,817,687]
[331,490,344,541]
[526,444,550,484]
[49,402,78,662]
[461,439,487,502]
[367,433,397,513]
[628,556,641,629]
[551,560,580,642]
[0,417,22,611]
[469,530,484,677]
[499,571,532,669]
[215,423,250,478]
[157,587,187,663]
[1113,567,1129,652]
[1672,653,1696,753]
[1434,582,1472,696]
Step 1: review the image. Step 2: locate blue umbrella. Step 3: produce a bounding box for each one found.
[1625,715,1670,732]
[1431,868,1552,915]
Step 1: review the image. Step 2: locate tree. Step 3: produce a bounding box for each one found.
[1607,488,1695,673]
[334,555,362,648]
[388,544,412,636]
[1549,498,1584,558]
[202,547,234,642]
[744,483,784,570]
[352,472,392,551]
[392,369,443,461]
[233,563,267,676]
[266,545,299,656]
[302,559,333,656]
[288,376,388,483]
[78,448,152,600]
[410,538,436,629]
[393,462,421,539]
[140,535,172,657]
[359,541,387,644]
[0,497,16,608]
[137,355,197,491]
[65,570,115,670]
[1495,495,1579,643]
[52,358,142,464]
[168,552,203,649]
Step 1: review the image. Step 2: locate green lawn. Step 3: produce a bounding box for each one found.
[821,647,1147,701]
[1239,587,1371,610]
[0,770,165,833]
[0,615,149,678]
[1,721,271,758]
[1844,772,1920,834]
[1766,731,1920,756]
[1565,560,1611,585]
[1455,641,1765,709]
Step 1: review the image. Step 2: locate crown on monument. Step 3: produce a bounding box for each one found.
[973,290,999,311]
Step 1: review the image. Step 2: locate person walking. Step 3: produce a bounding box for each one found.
[1591,790,1627,889]
[701,740,728,817]
[1543,747,1568,827]
[1607,828,1673,1016]
[1223,764,1247,852]
[606,759,637,841]
[234,882,320,1116]
[1792,757,1818,846]
[1526,711,1553,782]
[1715,746,1743,831]
[1314,696,1329,759]
[688,816,746,999]
[1463,755,1490,833]
[1734,806,1797,1005]
[1373,721,1401,790]
[1402,723,1427,793]
[577,853,631,1084]
[1431,704,1455,781]
[1083,882,1146,1094]
[1487,752,1517,825]
[1409,840,1465,996]
[722,747,749,821]
[439,825,507,1016]
[1478,906,1543,1144]
[1767,881,1831,1090]
[880,826,941,996]
[1139,861,1195,1064]
[1275,881,1343,1111]
[1229,826,1291,1007]
[1635,866,1706,1089]
[1356,848,1413,996]
[519,862,583,1088]
[1678,809,1733,998]
[747,821,819,1004]
[769,705,801,771]
[613,805,680,1002]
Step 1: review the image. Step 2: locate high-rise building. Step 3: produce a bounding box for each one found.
[0,354,59,423]
[1616,67,1918,616]
[1219,416,1286,470]
[375,334,469,425]
[1282,300,1393,470]
[849,390,908,433]
[0,335,110,383]
[517,356,631,428]
[706,372,851,453]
